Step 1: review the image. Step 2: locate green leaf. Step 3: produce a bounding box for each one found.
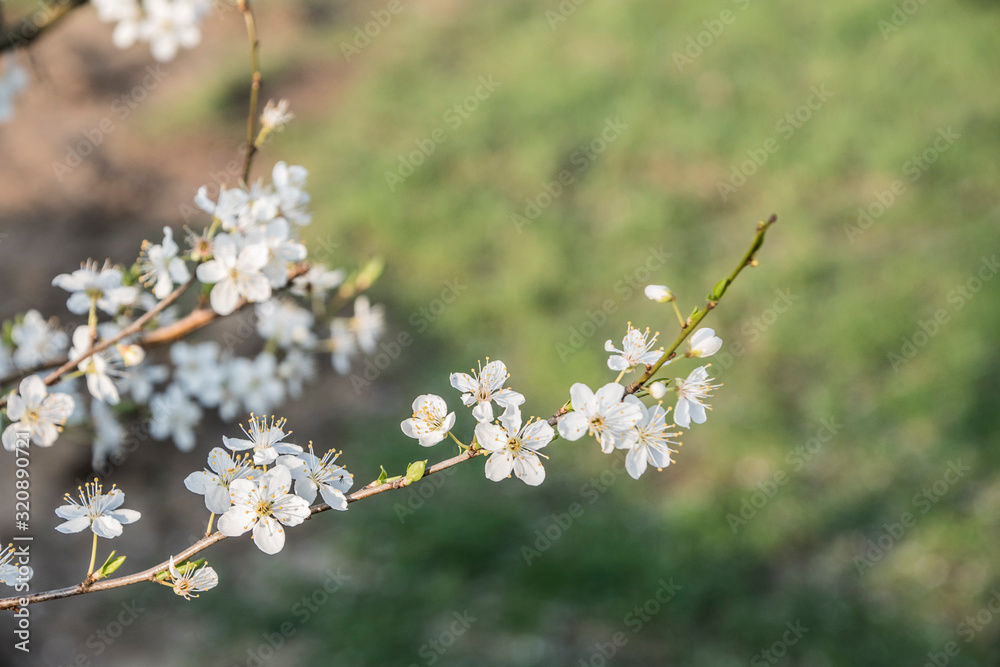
[376,465,388,485]
[97,552,126,579]
[405,460,427,483]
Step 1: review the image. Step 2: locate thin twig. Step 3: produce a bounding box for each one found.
[0,0,89,54]
[0,276,195,408]
[546,215,777,426]
[238,0,261,184]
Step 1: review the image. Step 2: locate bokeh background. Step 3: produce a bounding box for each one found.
[1,0,999,665]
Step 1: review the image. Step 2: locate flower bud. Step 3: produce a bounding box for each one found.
[648,381,667,399]
[644,284,674,303]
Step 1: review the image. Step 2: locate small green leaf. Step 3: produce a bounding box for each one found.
[405,460,427,484]
[97,553,126,579]
[376,465,388,485]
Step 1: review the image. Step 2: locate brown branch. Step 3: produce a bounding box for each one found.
[238,0,261,184]
[0,449,481,610]
[0,264,311,388]
[0,0,89,54]
[0,275,195,409]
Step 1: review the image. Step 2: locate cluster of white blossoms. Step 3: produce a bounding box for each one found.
[185,415,353,555]
[399,290,725,481]
[0,134,384,468]
[92,0,214,62]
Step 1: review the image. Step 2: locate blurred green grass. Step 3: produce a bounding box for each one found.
[147,0,1000,664]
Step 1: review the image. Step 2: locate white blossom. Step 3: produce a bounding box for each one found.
[475,407,553,486]
[168,556,219,599]
[644,284,674,303]
[70,326,121,405]
[139,0,203,62]
[621,396,680,479]
[119,361,169,404]
[271,162,311,226]
[91,399,125,472]
[557,382,642,453]
[54,480,140,538]
[291,264,345,300]
[351,296,384,354]
[223,414,301,466]
[217,465,311,554]
[150,384,203,451]
[184,447,258,514]
[673,365,721,428]
[195,185,250,232]
[260,99,293,132]
[604,324,662,372]
[449,359,525,423]
[140,226,191,299]
[277,445,353,510]
[329,319,356,375]
[256,299,315,349]
[2,375,75,450]
[400,394,455,447]
[195,233,271,316]
[52,260,139,316]
[11,310,68,369]
[687,328,722,358]
[247,218,306,288]
[278,349,316,399]
[170,341,224,405]
[228,352,285,416]
[0,542,31,586]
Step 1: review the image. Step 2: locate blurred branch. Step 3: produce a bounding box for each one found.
[0,0,90,54]
[238,0,261,184]
[0,449,482,610]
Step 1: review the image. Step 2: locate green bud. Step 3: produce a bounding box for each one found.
[405,460,427,484]
[709,278,730,301]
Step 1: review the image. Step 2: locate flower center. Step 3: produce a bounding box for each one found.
[254,499,273,518]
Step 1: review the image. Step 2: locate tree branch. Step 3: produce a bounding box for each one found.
[0,449,481,610]
[0,0,90,54]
